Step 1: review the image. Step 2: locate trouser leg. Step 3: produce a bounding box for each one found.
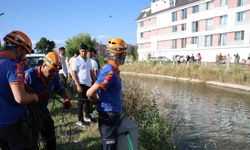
[98,112,121,150]
[40,109,56,150]
[0,119,35,150]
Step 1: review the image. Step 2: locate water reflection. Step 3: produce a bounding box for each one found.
[122,75,250,150]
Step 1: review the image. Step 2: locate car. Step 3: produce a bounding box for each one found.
[26,53,45,68]
[157,56,171,62]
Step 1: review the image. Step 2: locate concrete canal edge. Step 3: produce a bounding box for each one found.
[122,72,250,93]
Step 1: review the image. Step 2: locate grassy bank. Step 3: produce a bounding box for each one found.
[120,62,250,86]
[44,80,176,149]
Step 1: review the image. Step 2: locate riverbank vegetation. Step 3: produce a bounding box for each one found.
[43,80,176,149]
[121,62,250,86]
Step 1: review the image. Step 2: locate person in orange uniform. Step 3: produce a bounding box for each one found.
[25,51,72,149]
[87,38,127,150]
[0,30,39,149]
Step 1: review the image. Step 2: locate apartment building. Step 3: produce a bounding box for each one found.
[137,0,250,62]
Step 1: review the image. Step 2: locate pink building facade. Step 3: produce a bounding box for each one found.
[137,0,250,62]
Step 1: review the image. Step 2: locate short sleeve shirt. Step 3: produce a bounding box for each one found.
[90,59,98,70]
[95,62,122,112]
[71,56,92,87]
[25,67,63,109]
[0,52,28,127]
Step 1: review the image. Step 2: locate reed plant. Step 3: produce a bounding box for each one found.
[122,81,176,150]
[121,62,250,86]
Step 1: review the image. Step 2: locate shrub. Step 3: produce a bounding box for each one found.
[122,81,176,150]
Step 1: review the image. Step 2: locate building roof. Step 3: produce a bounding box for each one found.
[136,0,199,21]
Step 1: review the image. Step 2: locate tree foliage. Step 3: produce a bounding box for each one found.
[0,42,3,50]
[127,46,138,61]
[65,33,96,57]
[35,37,56,54]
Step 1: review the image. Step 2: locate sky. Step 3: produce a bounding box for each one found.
[0,0,150,48]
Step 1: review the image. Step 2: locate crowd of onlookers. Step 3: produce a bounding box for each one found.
[170,52,250,67]
[216,53,250,67]
[172,53,202,65]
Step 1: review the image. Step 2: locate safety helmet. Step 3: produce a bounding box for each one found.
[106,38,127,54]
[43,51,62,71]
[3,30,32,54]
[106,38,127,65]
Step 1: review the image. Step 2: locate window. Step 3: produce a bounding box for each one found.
[181,38,186,48]
[172,39,177,49]
[236,11,246,22]
[192,37,198,44]
[181,24,186,31]
[172,12,177,22]
[206,1,214,10]
[220,15,227,25]
[219,33,227,46]
[206,18,213,30]
[237,0,247,6]
[140,33,144,38]
[192,21,198,32]
[140,22,144,27]
[221,0,227,7]
[169,0,175,7]
[192,5,199,13]
[235,31,244,40]
[205,35,213,47]
[182,9,187,19]
[172,25,177,32]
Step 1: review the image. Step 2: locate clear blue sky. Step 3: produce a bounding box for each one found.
[0,0,150,48]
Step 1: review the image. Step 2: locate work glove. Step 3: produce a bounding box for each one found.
[63,98,72,109]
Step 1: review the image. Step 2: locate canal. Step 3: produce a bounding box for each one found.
[123,75,250,150]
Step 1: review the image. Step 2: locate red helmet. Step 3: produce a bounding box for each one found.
[3,30,32,54]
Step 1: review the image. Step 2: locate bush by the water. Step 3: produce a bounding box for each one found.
[122,81,176,150]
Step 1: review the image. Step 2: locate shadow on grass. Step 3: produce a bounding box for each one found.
[57,136,102,150]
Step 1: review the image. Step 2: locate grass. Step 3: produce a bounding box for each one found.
[43,98,102,150]
[42,80,176,150]
[120,62,250,86]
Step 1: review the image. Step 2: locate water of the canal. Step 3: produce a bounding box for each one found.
[123,75,250,150]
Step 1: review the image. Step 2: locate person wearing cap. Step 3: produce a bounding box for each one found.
[71,43,95,127]
[25,51,72,149]
[0,30,39,149]
[87,37,127,150]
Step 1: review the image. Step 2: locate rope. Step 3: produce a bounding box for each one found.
[126,133,133,150]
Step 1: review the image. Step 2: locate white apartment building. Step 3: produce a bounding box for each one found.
[137,0,250,62]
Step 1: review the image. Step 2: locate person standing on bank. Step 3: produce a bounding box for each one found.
[0,30,39,149]
[71,43,94,126]
[87,37,127,150]
[58,47,68,87]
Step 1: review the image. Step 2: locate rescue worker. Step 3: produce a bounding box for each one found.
[87,37,127,150]
[0,30,39,149]
[25,51,72,150]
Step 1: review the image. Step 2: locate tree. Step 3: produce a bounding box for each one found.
[0,41,3,50]
[127,46,138,61]
[65,33,96,57]
[35,37,56,54]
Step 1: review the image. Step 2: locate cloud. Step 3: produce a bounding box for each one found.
[94,34,109,43]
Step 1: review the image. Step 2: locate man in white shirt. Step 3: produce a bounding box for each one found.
[67,52,79,92]
[88,49,99,81]
[71,43,94,127]
[59,47,68,87]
